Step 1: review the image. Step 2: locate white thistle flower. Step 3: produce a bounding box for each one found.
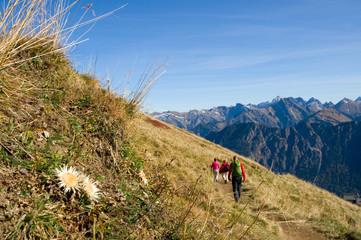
[82,177,101,202]
[55,166,80,193]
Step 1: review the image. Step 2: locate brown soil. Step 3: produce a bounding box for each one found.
[146,118,171,129]
[278,221,327,240]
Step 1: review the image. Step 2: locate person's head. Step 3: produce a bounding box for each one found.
[223,160,226,163]
[233,156,238,161]
[214,158,217,162]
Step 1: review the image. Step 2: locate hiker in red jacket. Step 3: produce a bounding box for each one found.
[219,160,230,184]
[228,156,246,202]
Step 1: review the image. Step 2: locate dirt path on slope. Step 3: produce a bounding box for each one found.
[277,221,327,240]
[213,179,327,240]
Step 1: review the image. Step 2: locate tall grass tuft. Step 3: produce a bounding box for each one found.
[126,61,167,114]
[0,0,124,69]
[0,0,72,68]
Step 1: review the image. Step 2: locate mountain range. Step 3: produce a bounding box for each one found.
[152,97,361,196]
[152,97,361,137]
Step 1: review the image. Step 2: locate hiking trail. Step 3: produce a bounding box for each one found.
[213,178,327,240]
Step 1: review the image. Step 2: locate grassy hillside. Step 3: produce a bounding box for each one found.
[132,114,361,239]
[1,1,361,239]
[0,2,175,239]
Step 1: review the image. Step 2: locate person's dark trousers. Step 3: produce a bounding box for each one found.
[232,176,242,202]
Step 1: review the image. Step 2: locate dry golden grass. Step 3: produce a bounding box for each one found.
[0,0,73,69]
[132,114,361,239]
[0,0,125,70]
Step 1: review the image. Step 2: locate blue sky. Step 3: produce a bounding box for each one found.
[70,0,361,112]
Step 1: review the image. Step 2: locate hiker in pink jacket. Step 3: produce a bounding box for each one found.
[211,158,220,182]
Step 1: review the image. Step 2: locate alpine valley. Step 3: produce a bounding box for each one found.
[152,97,361,196]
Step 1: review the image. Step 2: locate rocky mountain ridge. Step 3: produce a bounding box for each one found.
[152,97,361,137]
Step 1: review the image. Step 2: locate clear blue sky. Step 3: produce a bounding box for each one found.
[70,0,361,112]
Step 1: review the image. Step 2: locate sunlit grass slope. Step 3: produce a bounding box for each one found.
[132,114,361,239]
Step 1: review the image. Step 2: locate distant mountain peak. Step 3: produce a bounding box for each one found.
[293,97,306,105]
[253,100,271,108]
[272,96,282,103]
[305,98,323,110]
[341,98,353,103]
[307,97,318,102]
[355,97,361,102]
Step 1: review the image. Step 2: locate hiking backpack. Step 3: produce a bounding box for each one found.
[224,163,230,172]
[232,160,243,178]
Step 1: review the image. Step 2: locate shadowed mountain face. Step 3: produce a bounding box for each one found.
[152,97,360,137]
[206,121,361,196]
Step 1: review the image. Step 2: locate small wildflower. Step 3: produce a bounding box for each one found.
[82,177,100,202]
[55,166,80,193]
[139,169,148,186]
